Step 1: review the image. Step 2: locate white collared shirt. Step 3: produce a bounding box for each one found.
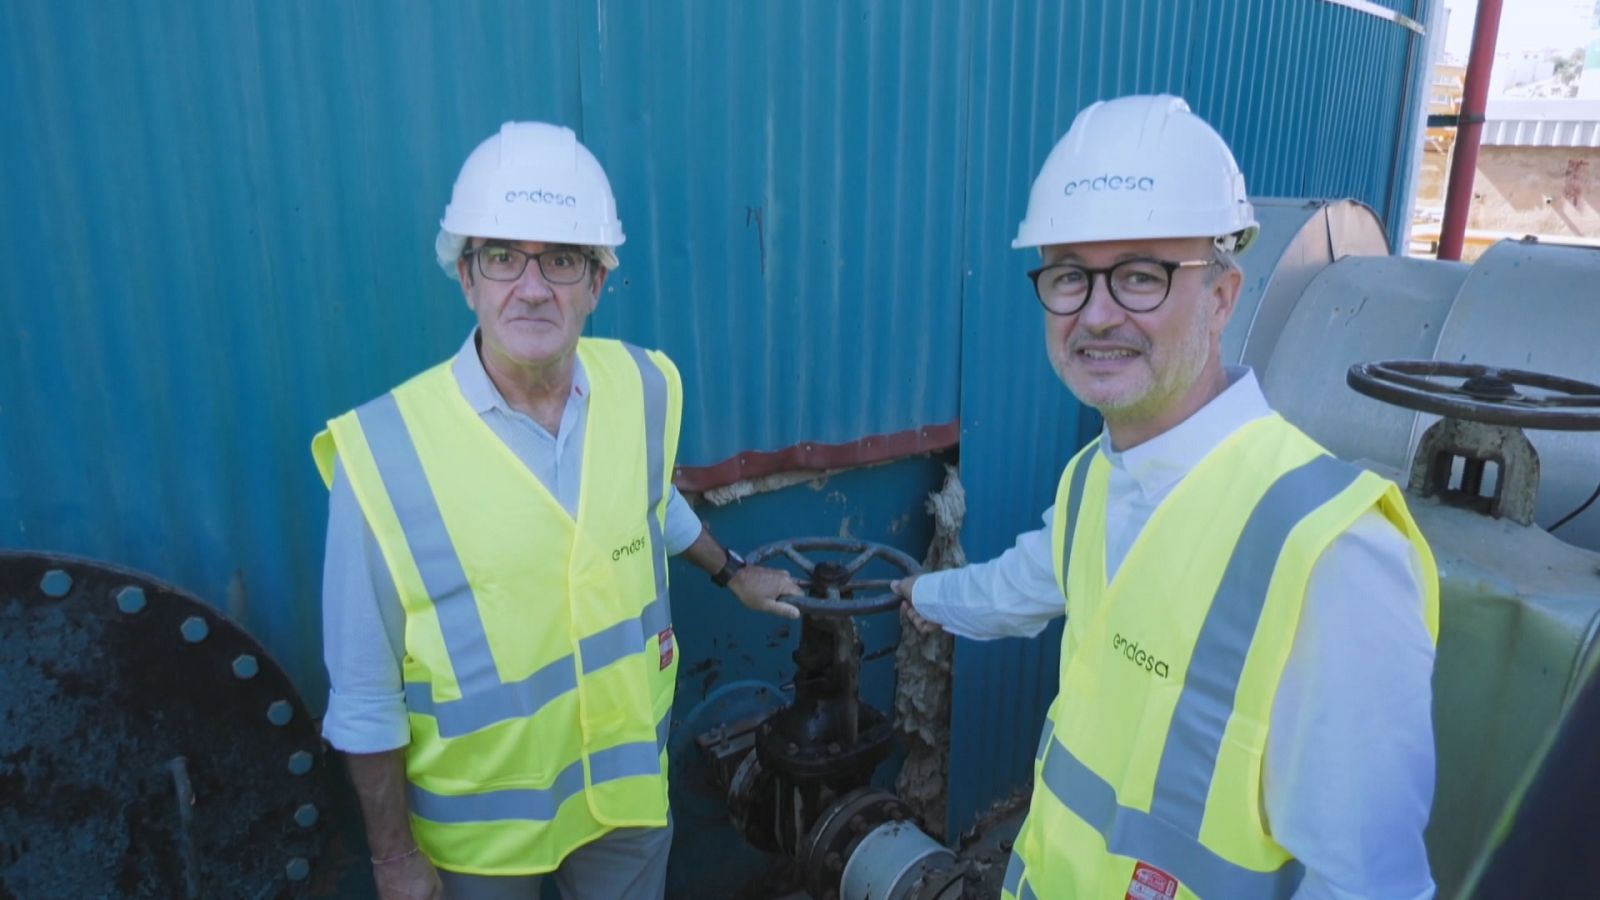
[914,368,1436,900]
[320,332,703,753]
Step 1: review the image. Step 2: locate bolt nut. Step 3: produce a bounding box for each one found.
[285,857,311,881]
[827,742,841,754]
[786,742,799,755]
[115,586,146,614]
[231,654,259,679]
[824,851,843,871]
[849,814,867,834]
[40,570,72,598]
[288,751,314,775]
[180,616,209,643]
[294,803,320,828]
[267,700,294,726]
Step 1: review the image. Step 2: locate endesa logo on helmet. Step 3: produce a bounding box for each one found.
[1062,174,1157,197]
[504,188,580,207]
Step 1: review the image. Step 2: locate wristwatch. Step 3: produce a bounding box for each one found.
[711,548,746,587]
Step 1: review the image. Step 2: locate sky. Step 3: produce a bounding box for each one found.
[1439,0,1599,61]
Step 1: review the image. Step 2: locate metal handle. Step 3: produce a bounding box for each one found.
[746,538,922,617]
[1347,359,1600,431]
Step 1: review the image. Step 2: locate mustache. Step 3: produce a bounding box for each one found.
[1069,331,1149,354]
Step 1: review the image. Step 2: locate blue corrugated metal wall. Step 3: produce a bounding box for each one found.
[2,0,1433,852]
[949,0,1432,836]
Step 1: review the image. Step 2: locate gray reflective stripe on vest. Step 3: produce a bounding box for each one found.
[581,594,672,674]
[368,346,675,737]
[408,594,672,738]
[1003,853,1026,896]
[1035,716,1054,761]
[357,393,500,696]
[1041,453,1356,897]
[1039,735,1304,898]
[623,343,671,635]
[1148,454,1361,841]
[1058,448,1093,585]
[1020,883,1039,900]
[410,710,672,824]
[405,655,577,738]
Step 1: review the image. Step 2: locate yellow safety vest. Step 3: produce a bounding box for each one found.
[1003,414,1438,900]
[311,337,684,875]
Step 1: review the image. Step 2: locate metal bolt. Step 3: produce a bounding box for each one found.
[40,570,72,598]
[824,851,843,871]
[786,742,799,755]
[293,803,319,828]
[115,586,146,614]
[267,700,294,726]
[827,742,841,755]
[288,751,314,775]
[849,814,867,834]
[231,654,259,679]
[180,616,209,643]
[285,857,311,881]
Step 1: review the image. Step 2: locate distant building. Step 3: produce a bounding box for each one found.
[1413,85,1600,257]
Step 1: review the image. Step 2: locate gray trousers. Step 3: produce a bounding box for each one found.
[436,820,673,900]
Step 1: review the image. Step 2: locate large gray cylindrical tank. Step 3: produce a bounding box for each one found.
[1259,239,1600,553]
[1422,241,1600,552]
[1260,256,1468,470]
[1225,198,1391,369]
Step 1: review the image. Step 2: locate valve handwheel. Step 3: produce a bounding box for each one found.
[1347,360,1600,432]
[745,538,922,617]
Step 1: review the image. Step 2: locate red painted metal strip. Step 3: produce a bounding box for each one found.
[673,421,961,493]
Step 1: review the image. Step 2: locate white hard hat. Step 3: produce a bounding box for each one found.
[439,121,625,252]
[1012,95,1258,253]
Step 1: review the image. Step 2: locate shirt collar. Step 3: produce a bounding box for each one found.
[452,329,588,415]
[1098,366,1273,497]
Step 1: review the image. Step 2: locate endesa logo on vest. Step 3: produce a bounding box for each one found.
[1127,861,1179,900]
[612,535,648,561]
[1111,633,1171,679]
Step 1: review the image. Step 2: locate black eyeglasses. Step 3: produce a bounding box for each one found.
[1027,257,1215,315]
[464,245,594,284]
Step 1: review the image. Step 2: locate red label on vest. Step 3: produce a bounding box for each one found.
[658,628,675,670]
[1127,862,1178,900]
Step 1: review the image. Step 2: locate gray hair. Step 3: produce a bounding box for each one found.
[434,229,620,282]
[1205,244,1240,287]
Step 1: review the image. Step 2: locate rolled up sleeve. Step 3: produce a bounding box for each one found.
[321,462,411,753]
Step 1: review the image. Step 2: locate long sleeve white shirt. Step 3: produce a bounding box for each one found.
[319,331,704,754]
[913,369,1436,900]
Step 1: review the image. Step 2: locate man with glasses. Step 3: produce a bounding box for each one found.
[893,96,1439,899]
[312,122,801,900]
